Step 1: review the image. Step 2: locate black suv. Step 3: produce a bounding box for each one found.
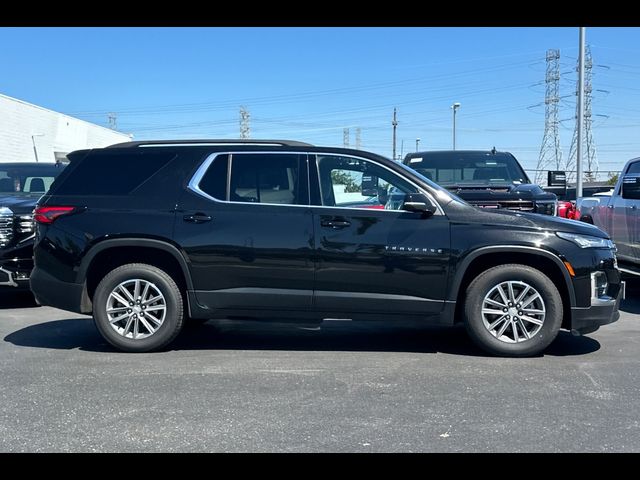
[1,162,67,288]
[30,140,622,356]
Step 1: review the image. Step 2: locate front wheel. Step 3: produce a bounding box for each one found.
[93,263,184,352]
[464,264,563,357]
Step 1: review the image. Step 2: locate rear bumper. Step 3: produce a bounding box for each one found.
[30,266,88,313]
[570,281,623,335]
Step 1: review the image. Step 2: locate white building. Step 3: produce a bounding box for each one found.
[0,93,131,163]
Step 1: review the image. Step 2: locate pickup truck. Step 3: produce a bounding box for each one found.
[578,157,640,275]
[403,149,561,215]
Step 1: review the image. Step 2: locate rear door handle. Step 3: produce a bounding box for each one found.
[183,213,212,224]
[321,219,351,229]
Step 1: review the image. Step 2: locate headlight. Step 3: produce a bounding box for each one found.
[535,200,557,216]
[556,232,614,249]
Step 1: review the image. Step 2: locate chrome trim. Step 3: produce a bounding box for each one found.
[187,151,445,215]
[590,271,616,307]
[618,267,640,277]
[0,267,18,287]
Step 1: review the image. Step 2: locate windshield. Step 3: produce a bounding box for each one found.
[405,152,530,186]
[395,160,468,205]
[0,163,67,195]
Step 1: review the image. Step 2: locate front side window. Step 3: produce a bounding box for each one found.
[316,155,418,210]
[197,153,305,205]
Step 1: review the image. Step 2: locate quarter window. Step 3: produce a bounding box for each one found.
[316,155,418,210]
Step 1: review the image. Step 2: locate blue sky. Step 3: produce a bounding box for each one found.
[1,27,639,177]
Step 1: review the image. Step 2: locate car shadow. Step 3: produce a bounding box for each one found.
[0,291,39,309]
[3,318,600,357]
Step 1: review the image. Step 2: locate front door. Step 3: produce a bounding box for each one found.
[174,152,314,313]
[310,153,450,317]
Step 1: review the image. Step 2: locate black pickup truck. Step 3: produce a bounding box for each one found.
[0,162,67,288]
[403,150,559,215]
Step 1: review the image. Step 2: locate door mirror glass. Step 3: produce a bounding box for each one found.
[622,175,640,200]
[401,193,436,217]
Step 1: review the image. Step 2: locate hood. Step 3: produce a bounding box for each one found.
[0,194,40,215]
[444,183,555,202]
[448,205,608,238]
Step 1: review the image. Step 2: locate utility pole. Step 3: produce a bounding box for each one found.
[451,102,461,150]
[108,112,117,130]
[392,107,398,160]
[239,106,250,139]
[355,127,361,150]
[576,28,586,198]
[568,41,598,186]
[343,128,350,148]
[400,139,404,159]
[416,138,420,152]
[534,49,562,185]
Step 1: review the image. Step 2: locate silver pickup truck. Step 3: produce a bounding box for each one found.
[578,157,640,275]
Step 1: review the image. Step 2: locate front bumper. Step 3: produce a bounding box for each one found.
[570,280,624,335]
[0,258,32,288]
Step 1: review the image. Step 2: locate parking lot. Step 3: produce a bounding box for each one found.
[1,282,639,453]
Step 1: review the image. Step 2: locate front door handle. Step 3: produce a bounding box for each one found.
[321,219,351,229]
[183,213,212,224]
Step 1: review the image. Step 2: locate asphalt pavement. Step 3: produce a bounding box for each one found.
[1,283,639,452]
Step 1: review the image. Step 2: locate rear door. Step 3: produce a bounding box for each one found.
[611,161,640,262]
[173,151,315,313]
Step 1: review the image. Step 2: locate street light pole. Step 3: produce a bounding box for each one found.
[415,138,420,152]
[31,134,44,163]
[451,102,461,150]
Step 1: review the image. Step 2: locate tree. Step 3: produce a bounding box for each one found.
[607,173,619,186]
[331,170,361,193]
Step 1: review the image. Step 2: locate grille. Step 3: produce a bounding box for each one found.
[473,201,535,212]
[0,208,13,248]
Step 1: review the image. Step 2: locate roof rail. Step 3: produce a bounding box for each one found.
[107,139,314,148]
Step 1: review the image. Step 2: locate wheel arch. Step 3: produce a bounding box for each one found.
[77,238,193,312]
[450,246,575,329]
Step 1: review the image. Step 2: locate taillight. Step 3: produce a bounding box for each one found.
[33,206,75,224]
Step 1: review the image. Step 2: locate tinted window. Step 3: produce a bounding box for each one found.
[405,152,529,185]
[53,151,175,195]
[0,163,66,195]
[199,154,229,200]
[317,155,418,210]
[627,162,640,174]
[229,154,304,205]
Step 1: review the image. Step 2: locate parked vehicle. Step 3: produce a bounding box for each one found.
[0,162,67,288]
[31,140,622,356]
[403,149,560,215]
[578,158,640,276]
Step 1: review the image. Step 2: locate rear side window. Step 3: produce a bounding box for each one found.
[52,151,175,195]
[197,153,306,205]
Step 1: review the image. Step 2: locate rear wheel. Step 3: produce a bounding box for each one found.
[464,264,562,357]
[93,263,184,352]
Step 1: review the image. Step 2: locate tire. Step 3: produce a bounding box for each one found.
[464,264,562,357]
[92,263,184,352]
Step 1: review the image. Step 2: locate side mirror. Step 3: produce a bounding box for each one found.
[402,193,437,217]
[622,175,640,200]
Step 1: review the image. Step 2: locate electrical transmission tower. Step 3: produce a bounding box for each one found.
[343,128,350,148]
[534,49,562,185]
[239,106,250,139]
[567,46,598,183]
[108,112,118,130]
[392,108,398,160]
[355,128,361,150]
